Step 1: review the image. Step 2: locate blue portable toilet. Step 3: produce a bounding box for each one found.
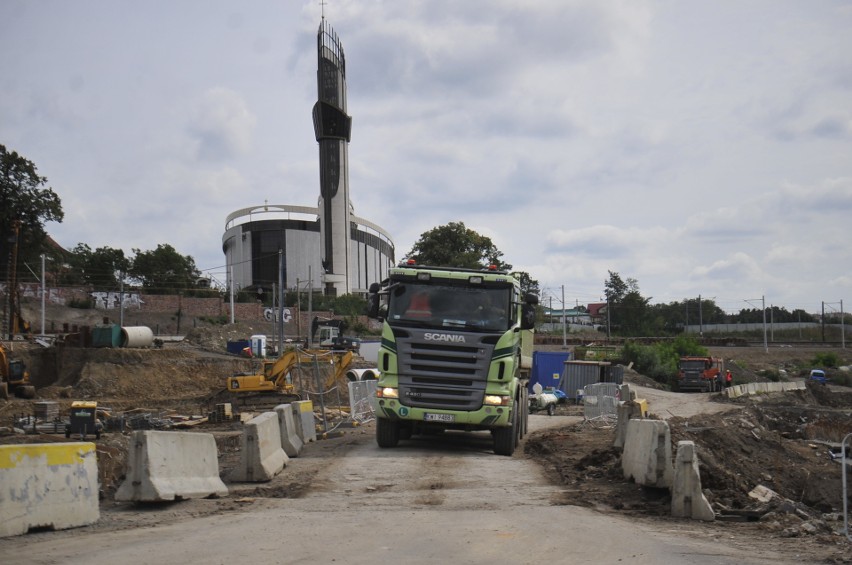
[529,351,572,392]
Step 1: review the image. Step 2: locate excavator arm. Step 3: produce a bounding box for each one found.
[264,350,299,387]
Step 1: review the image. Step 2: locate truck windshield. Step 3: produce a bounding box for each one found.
[387,283,512,332]
[680,361,707,371]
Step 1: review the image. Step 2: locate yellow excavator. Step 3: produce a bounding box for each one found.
[1,342,35,400]
[226,348,354,395]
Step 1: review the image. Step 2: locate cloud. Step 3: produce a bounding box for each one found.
[186,88,256,161]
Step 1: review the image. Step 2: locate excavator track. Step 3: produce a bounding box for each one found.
[205,388,302,414]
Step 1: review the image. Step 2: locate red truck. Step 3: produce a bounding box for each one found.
[677,356,724,393]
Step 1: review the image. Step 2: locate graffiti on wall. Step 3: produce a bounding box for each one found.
[6,283,70,305]
[90,292,144,310]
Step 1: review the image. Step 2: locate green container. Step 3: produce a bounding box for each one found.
[91,324,121,348]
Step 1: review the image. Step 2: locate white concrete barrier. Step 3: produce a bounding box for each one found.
[115,431,228,502]
[230,411,288,482]
[724,380,806,399]
[671,441,714,521]
[292,400,317,443]
[622,419,673,488]
[613,403,633,452]
[0,442,99,537]
[274,404,303,457]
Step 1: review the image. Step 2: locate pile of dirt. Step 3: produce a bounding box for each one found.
[525,381,852,545]
[183,323,272,353]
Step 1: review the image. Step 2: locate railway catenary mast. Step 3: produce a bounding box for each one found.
[312,20,352,296]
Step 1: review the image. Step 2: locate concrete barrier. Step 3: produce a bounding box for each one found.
[230,411,288,482]
[274,403,303,457]
[613,403,634,452]
[292,400,317,443]
[0,442,99,537]
[724,380,806,399]
[671,441,714,521]
[622,419,673,488]
[115,431,228,502]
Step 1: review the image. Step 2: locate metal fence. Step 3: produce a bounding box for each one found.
[348,380,377,424]
[582,382,620,425]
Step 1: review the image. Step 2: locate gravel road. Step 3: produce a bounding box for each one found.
[0,413,811,565]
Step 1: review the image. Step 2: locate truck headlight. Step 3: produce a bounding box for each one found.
[484,395,510,406]
[377,387,399,399]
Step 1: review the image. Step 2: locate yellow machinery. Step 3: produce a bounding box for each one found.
[227,350,300,394]
[226,349,354,395]
[1,342,35,400]
[65,401,104,439]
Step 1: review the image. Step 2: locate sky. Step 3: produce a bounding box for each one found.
[1,0,850,317]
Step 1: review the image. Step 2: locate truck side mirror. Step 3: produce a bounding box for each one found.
[520,304,536,330]
[367,284,381,319]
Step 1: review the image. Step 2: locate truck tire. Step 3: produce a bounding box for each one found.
[494,409,517,456]
[16,385,36,399]
[376,417,400,448]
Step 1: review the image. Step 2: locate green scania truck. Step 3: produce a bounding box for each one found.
[367,261,538,455]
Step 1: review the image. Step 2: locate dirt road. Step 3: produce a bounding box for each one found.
[0,413,825,565]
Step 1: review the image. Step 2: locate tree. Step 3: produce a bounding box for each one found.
[0,144,64,280]
[405,222,511,270]
[603,271,650,336]
[129,244,201,294]
[67,244,131,290]
[510,271,540,298]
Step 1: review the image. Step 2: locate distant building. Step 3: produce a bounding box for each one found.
[587,302,607,326]
[222,19,394,297]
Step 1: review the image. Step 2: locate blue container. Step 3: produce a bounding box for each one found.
[226,339,251,355]
[529,351,572,392]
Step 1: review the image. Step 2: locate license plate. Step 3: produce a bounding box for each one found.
[424,413,455,423]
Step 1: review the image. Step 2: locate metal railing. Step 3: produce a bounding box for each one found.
[582,382,620,425]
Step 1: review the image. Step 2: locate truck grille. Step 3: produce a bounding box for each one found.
[394,328,495,411]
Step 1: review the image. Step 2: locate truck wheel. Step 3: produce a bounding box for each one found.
[16,386,36,399]
[376,418,400,448]
[494,409,517,456]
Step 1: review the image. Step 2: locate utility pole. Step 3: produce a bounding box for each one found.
[822,301,826,343]
[307,265,313,349]
[229,265,235,324]
[698,294,703,336]
[119,271,125,329]
[762,296,768,353]
[770,304,774,342]
[296,278,302,341]
[40,254,46,337]
[277,249,284,356]
[561,285,566,349]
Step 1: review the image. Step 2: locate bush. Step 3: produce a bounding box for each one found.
[811,352,841,368]
[68,298,93,309]
[831,372,852,387]
[758,369,781,382]
[622,340,678,388]
[199,315,229,325]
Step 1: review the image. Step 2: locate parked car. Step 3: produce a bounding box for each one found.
[808,369,828,384]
